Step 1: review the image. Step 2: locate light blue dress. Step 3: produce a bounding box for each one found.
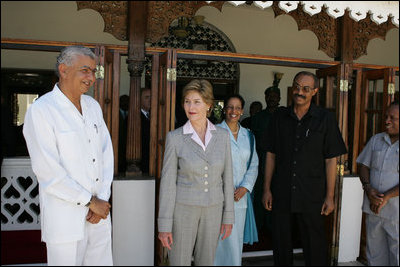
[214,121,259,266]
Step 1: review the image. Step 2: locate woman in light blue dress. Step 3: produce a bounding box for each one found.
[214,94,259,266]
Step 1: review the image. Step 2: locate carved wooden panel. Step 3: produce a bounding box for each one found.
[77,1,128,41]
[76,1,397,60]
[272,3,337,58]
[146,1,224,43]
[272,2,397,60]
[76,1,224,43]
[353,17,397,60]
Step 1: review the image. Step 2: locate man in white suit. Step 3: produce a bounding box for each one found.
[23,46,114,265]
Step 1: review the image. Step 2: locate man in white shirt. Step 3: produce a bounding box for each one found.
[23,46,114,266]
[357,101,399,266]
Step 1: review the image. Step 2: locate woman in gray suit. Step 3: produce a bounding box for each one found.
[158,79,235,266]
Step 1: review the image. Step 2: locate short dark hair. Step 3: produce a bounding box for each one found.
[293,71,319,89]
[264,86,280,96]
[250,101,262,109]
[224,94,245,109]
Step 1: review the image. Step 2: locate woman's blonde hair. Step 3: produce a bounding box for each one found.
[182,79,214,117]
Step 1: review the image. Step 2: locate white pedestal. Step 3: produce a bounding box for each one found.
[338,176,364,263]
[112,178,155,266]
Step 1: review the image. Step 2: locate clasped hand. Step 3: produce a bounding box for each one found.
[234,187,248,202]
[86,196,111,224]
[366,187,386,214]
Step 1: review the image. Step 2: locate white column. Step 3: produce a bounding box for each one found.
[112,178,155,266]
[338,176,364,263]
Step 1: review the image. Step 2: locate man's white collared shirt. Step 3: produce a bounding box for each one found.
[23,84,114,243]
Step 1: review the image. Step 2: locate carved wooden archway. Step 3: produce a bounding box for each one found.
[76,1,397,61]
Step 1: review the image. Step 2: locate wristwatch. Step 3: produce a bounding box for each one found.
[85,196,93,207]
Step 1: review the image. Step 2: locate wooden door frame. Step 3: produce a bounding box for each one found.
[359,68,397,152]
[316,63,351,265]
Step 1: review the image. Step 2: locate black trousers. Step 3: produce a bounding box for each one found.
[271,211,328,266]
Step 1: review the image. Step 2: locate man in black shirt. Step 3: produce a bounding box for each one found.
[262,71,347,265]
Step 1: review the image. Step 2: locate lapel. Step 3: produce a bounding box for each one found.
[205,129,219,158]
[182,132,209,162]
[181,128,219,162]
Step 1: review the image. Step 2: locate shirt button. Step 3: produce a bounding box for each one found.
[292,185,296,190]
[294,148,298,152]
[204,189,209,192]
[296,135,300,139]
[77,202,81,205]
[293,173,296,177]
[297,122,301,126]
[204,174,208,178]
[93,159,96,162]
[204,181,208,185]
[204,166,208,170]
[293,161,297,165]
[96,178,99,182]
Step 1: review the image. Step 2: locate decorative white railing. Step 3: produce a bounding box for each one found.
[1,157,41,231]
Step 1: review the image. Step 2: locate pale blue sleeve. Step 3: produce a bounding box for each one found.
[240,131,259,193]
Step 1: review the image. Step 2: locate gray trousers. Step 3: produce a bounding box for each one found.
[169,202,223,266]
[366,213,399,266]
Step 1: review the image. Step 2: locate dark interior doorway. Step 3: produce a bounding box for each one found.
[1,68,56,159]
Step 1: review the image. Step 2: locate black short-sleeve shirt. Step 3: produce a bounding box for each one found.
[266,104,347,213]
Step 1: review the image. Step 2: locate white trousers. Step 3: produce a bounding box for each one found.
[46,216,113,266]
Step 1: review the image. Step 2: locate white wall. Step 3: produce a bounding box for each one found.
[1,1,398,115]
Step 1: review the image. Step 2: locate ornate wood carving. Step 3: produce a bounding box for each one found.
[76,1,128,41]
[353,17,397,60]
[127,60,145,77]
[272,3,337,58]
[76,1,224,43]
[146,1,224,43]
[272,2,398,60]
[76,1,397,60]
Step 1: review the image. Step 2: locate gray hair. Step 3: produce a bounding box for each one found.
[55,46,96,77]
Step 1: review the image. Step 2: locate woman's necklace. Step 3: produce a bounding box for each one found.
[231,125,239,135]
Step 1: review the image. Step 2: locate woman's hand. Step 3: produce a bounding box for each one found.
[220,224,233,240]
[158,232,173,250]
[234,187,248,202]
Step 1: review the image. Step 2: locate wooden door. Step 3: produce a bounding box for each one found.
[94,45,121,175]
[357,67,396,264]
[153,49,177,265]
[316,64,351,266]
[359,68,396,151]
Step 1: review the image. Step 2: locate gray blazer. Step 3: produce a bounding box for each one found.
[158,126,235,232]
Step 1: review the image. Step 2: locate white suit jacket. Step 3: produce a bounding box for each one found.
[23,84,114,243]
